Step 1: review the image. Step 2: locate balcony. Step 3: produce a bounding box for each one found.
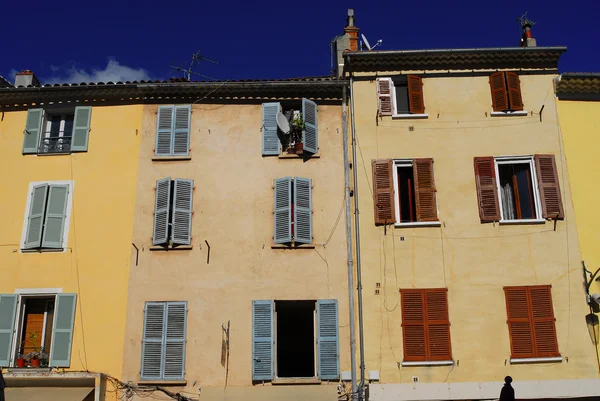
[39,136,72,154]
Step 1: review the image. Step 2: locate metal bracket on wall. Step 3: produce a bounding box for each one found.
[205,240,211,264]
[132,243,139,266]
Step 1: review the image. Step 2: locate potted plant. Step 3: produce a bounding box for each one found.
[25,331,41,367]
[289,113,304,155]
[26,351,42,367]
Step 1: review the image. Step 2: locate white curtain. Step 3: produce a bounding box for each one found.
[501,183,516,220]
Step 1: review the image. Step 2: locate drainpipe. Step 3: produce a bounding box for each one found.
[342,85,358,401]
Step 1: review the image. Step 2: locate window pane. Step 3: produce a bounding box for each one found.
[498,165,517,220]
[498,163,537,220]
[515,165,535,219]
[397,166,416,223]
[63,115,74,137]
[395,85,409,114]
[49,116,61,138]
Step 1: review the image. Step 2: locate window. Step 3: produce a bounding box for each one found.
[154,105,191,157]
[273,177,312,245]
[401,289,452,363]
[489,71,524,113]
[141,302,187,381]
[504,285,559,360]
[152,178,194,246]
[22,107,91,154]
[261,98,318,156]
[377,76,425,117]
[252,300,338,381]
[473,155,564,223]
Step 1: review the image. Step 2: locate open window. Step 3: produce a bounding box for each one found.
[377,76,425,117]
[22,107,91,154]
[261,99,318,156]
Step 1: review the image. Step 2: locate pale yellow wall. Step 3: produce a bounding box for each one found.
[0,105,143,379]
[350,72,598,384]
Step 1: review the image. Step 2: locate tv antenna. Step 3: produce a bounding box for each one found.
[169,49,219,81]
[516,11,536,28]
[360,33,382,51]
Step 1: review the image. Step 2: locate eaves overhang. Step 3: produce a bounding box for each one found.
[556,72,600,100]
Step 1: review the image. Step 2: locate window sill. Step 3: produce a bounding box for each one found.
[499,219,546,225]
[149,245,193,251]
[35,152,72,156]
[401,360,454,367]
[152,156,192,161]
[272,378,321,385]
[21,248,64,253]
[490,111,529,117]
[6,367,52,373]
[510,357,562,364]
[278,153,320,159]
[392,114,429,119]
[271,244,316,249]
[137,380,187,386]
[395,221,441,228]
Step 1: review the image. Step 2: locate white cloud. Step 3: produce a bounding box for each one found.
[44,59,154,84]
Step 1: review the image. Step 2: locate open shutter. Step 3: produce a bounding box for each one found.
[414,159,437,222]
[153,178,171,245]
[273,177,292,244]
[23,108,43,154]
[173,106,191,156]
[302,98,318,154]
[164,302,187,379]
[489,72,509,112]
[504,287,534,359]
[252,300,274,381]
[372,159,395,225]
[474,157,501,222]
[141,302,166,380]
[71,106,92,152]
[23,184,49,249]
[530,286,559,357]
[262,102,281,156]
[506,72,524,111]
[294,177,312,244]
[41,184,69,249]
[401,290,426,361]
[49,293,76,367]
[377,78,393,116]
[317,299,339,380]
[156,106,174,156]
[171,179,193,245]
[534,155,564,220]
[408,75,425,114]
[425,289,451,361]
[0,294,18,367]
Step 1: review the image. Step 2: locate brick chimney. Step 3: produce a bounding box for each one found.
[14,70,41,87]
[520,20,537,47]
[344,9,359,52]
[332,9,360,78]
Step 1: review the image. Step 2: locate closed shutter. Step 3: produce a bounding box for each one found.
[408,75,425,114]
[164,302,187,380]
[302,98,318,154]
[425,290,451,361]
[141,302,166,380]
[153,178,171,245]
[506,72,524,111]
[41,184,69,249]
[377,78,393,116]
[273,177,292,244]
[534,155,564,220]
[372,159,395,225]
[171,179,193,245]
[505,286,534,358]
[71,106,92,152]
[262,102,281,156]
[23,184,49,249]
[49,293,76,367]
[474,157,501,222]
[252,300,274,381]
[0,294,18,367]
[173,106,191,156]
[401,290,426,361]
[156,106,174,156]
[530,286,559,357]
[317,299,339,380]
[294,177,312,244]
[23,108,43,154]
[413,158,437,222]
[489,72,509,112]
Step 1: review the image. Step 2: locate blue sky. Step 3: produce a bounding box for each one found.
[1,0,598,84]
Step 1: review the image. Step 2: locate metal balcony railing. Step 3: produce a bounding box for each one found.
[39,136,72,154]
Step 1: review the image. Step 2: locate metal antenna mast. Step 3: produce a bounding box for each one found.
[169,50,219,81]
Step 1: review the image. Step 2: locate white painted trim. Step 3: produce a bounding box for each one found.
[510,356,563,364]
[392,114,429,119]
[395,221,442,228]
[491,111,529,117]
[401,360,454,366]
[499,219,546,225]
[14,288,63,294]
[494,157,542,222]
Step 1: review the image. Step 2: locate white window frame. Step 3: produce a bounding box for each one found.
[390,80,428,119]
[38,108,76,154]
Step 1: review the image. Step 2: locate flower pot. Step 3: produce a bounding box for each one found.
[16,358,26,368]
[30,358,40,367]
[286,147,295,154]
[295,142,304,155]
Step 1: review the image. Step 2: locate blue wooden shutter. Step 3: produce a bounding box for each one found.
[317,299,339,380]
[164,302,187,380]
[156,106,174,156]
[302,98,318,154]
[153,178,171,245]
[173,106,191,156]
[23,108,43,154]
[50,293,76,367]
[71,106,92,152]
[41,184,69,249]
[0,294,18,367]
[273,177,292,244]
[252,300,274,381]
[262,102,280,156]
[23,184,49,249]
[171,179,193,245]
[294,177,312,244]
[141,302,165,380]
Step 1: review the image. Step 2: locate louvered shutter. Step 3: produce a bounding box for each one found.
[529,286,559,357]
[302,98,318,154]
[413,159,437,222]
[49,293,76,367]
[153,178,171,245]
[534,155,564,220]
[372,159,395,225]
[171,179,193,245]
[23,108,43,154]
[504,287,534,358]
[262,103,281,156]
[273,177,292,244]
[489,72,509,112]
[252,300,274,381]
[156,106,174,156]
[401,290,426,361]
[41,184,69,249]
[506,72,524,111]
[0,294,18,367]
[317,299,339,380]
[408,75,425,114]
[474,157,501,222]
[294,177,312,244]
[141,302,165,380]
[164,302,187,380]
[71,106,92,152]
[377,78,393,116]
[23,184,49,249]
[425,290,452,361]
[173,106,191,156]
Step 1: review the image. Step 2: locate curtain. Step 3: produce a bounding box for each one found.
[502,183,516,220]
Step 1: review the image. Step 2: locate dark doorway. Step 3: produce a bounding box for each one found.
[276,300,315,378]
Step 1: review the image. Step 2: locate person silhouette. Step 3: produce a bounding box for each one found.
[499,376,515,401]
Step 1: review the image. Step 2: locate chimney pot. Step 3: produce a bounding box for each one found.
[15,70,41,87]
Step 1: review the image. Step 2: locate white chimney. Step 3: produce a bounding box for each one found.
[14,70,41,87]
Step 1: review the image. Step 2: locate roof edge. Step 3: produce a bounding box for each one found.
[343,46,568,58]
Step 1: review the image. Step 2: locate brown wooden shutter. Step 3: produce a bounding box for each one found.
[377,78,393,116]
[425,289,452,361]
[506,72,524,111]
[489,72,509,112]
[504,286,534,358]
[408,75,425,114]
[534,154,564,220]
[413,158,438,222]
[401,290,426,361]
[474,157,501,222]
[372,159,395,225]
